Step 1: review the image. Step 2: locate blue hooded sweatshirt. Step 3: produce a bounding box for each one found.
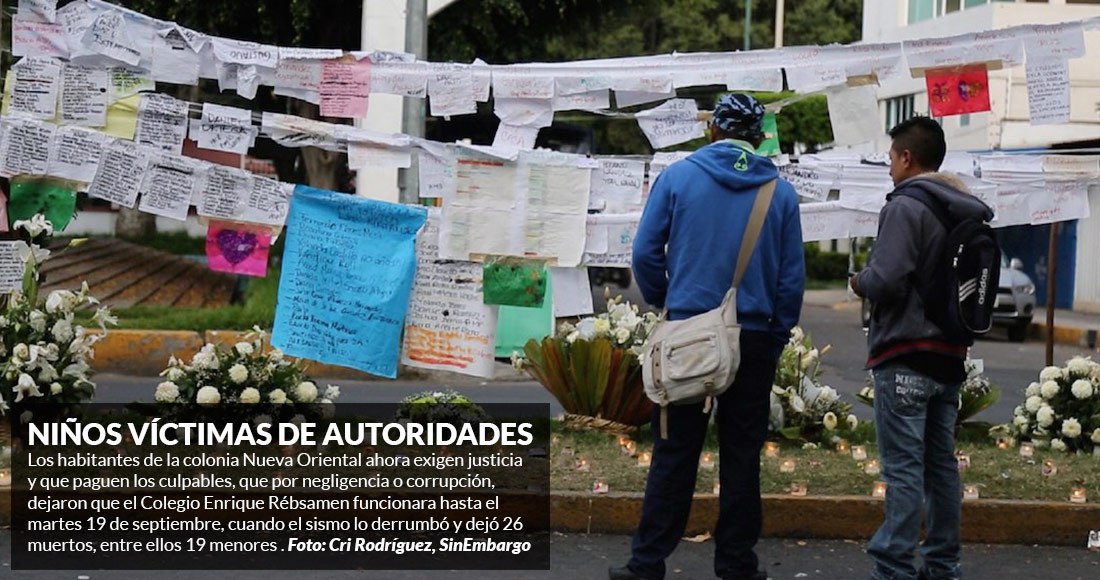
[632,140,805,349]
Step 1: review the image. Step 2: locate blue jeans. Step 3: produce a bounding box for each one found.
[868,364,962,580]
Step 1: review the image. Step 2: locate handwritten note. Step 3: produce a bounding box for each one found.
[992,183,1038,227]
[429,64,477,117]
[12,16,68,58]
[273,185,428,378]
[60,64,109,127]
[197,166,253,220]
[319,58,371,118]
[1024,22,1086,60]
[83,9,142,66]
[371,61,429,98]
[58,0,95,59]
[785,64,847,93]
[582,213,641,267]
[0,118,55,178]
[1029,180,1090,225]
[274,57,321,92]
[492,67,555,99]
[87,139,147,208]
[210,37,278,69]
[552,89,610,112]
[236,176,293,227]
[591,159,645,211]
[150,27,201,85]
[417,149,457,199]
[551,266,595,318]
[635,99,705,149]
[0,243,25,293]
[206,220,272,278]
[348,143,412,169]
[492,123,540,151]
[47,125,106,183]
[1042,154,1100,176]
[727,68,784,92]
[135,93,188,153]
[1026,57,1070,126]
[195,103,255,154]
[441,158,523,260]
[18,0,58,22]
[402,217,498,378]
[11,57,62,119]
[826,84,881,146]
[799,201,852,242]
[137,154,201,221]
[111,67,154,99]
[779,164,838,201]
[615,89,677,108]
[523,163,592,267]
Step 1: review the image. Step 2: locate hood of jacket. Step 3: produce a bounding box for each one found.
[890,172,994,222]
[684,139,778,192]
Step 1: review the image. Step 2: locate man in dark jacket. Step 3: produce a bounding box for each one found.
[610,94,805,580]
[851,117,993,580]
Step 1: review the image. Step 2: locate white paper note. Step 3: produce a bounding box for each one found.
[87,139,147,208]
[418,150,457,199]
[60,64,109,127]
[348,143,412,169]
[48,126,106,183]
[494,98,555,128]
[58,0,95,58]
[111,67,154,99]
[786,64,847,93]
[1025,57,1070,126]
[591,159,646,211]
[492,67,555,100]
[237,176,292,227]
[138,154,202,221]
[18,0,58,23]
[12,16,68,59]
[83,10,142,66]
[992,183,1038,227]
[0,118,56,178]
[726,68,784,92]
[779,165,838,201]
[1030,180,1090,225]
[635,99,705,149]
[523,163,592,266]
[274,58,322,91]
[197,165,253,219]
[552,90,610,112]
[0,242,25,293]
[210,37,278,69]
[826,84,882,146]
[195,103,255,154]
[799,201,853,242]
[135,93,189,153]
[151,27,201,85]
[10,57,62,120]
[370,61,429,98]
[1042,155,1100,177]
[615,89,677,108]
[1024,22,1086,60]
[429,64,477,117]
[551,267,595,318]
[492,124,540,151]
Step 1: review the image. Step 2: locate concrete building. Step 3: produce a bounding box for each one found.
[861,0,1100,313]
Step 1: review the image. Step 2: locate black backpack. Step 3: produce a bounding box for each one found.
[894,189,1002,344]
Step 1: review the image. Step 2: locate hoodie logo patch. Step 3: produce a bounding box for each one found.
[734,151,749,172]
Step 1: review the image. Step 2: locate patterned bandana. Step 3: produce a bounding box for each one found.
[711,93,766,139]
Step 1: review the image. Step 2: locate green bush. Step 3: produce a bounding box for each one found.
[804,244,850,281]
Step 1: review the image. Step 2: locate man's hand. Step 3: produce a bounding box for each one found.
[848,274,862,299]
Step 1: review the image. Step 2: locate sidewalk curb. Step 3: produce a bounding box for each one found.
[2,491,1094,546]
[91,329,529,382]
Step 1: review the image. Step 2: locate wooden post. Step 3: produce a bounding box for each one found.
[1045,222,1061,367]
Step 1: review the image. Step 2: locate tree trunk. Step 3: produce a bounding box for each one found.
[114,207,157,238]
[293,100,347,191]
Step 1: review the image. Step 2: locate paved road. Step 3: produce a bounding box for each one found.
[3,532,1098,579]
[91,303,1095,425]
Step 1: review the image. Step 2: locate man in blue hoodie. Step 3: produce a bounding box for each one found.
[851,117,994,580]
[609,94,805,580]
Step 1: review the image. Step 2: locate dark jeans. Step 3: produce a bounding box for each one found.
[628,330,779,580]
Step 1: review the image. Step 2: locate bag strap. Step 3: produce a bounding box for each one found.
[732,179,777,289]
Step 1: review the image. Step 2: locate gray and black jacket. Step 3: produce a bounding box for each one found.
[853,172,995,368]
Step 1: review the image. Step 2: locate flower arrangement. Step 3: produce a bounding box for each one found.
[151,327,339,421]
[1004,356,1100,453]
[513,297,659,431]
[1,215,115,426]
[394,389,489,425]
[769,327,857,444]
[856,359,1001,438]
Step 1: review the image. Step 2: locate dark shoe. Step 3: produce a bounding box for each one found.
[608,565,658,580]
[723,571,769,580]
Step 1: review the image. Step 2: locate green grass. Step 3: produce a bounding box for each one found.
[805,278,847,290]
[551,426,1100,502]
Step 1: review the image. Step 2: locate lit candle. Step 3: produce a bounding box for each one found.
[575,458,590,472]
[996,437,1012,450]
[872,481,887,498]
[1070,487,1087,504]
[0,469,10,488]
[963,485,980,500]
[1042,459,1058,477]
[592,478,609,494]
[835,439,850,454]
[865,459,881,476]
[713,481,721,495]
[956,452,971,471]
[780,459,796,473]
[637,451,652,468]
[1019,442,1035,458]
[700,452,716,470]
[763,442,780,458]
[851,445,868,461]
[789,482,808,497]
[621,439,637,456]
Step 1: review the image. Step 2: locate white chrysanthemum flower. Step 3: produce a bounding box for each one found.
[294,381,318,403]
[566,331,580,344]
[790,395,805,413]
[802,442,818,450]
[800,348,819,371]
[1091,428,1100,444]
[29,310,47,334]
[269,348,284,362]
[323,385,340,400]
[817,386,838,404]
[1070,379,1093,400]
[45,290,78,314]
[228,364,249,384]
[1036,405,1055,428]
[268,388,287,404]
[790,327,805,344]
[1040,380,1060,399]
[196,386,221,404]
[51,318,74,343]
[593,318,611,335]
[847,414,859,430]
[13,343,29,361]
[1067,356,1091,376]
[823,412,838,431]
[1039,366,1064,383]
[15,373,42,402]
[235,342,254,356]
[1025,395,1043,413]
[155,381,180,403]
[238,387,260,404]
[1013,415,1029,429]
[50,382,63,395]
[614,327,632,345]
[38,364,59,383]
[167,368,184,382]
[1024,382,1041,398]
[1061,417,1082,439]
[1050,438,1067,452]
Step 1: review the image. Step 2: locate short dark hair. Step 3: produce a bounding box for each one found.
[888,116,946,171]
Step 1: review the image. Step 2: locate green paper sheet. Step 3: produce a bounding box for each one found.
[494,275,554,358]
[758,112,780,158]
[483,257,548,308]
[8,176,78,232]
